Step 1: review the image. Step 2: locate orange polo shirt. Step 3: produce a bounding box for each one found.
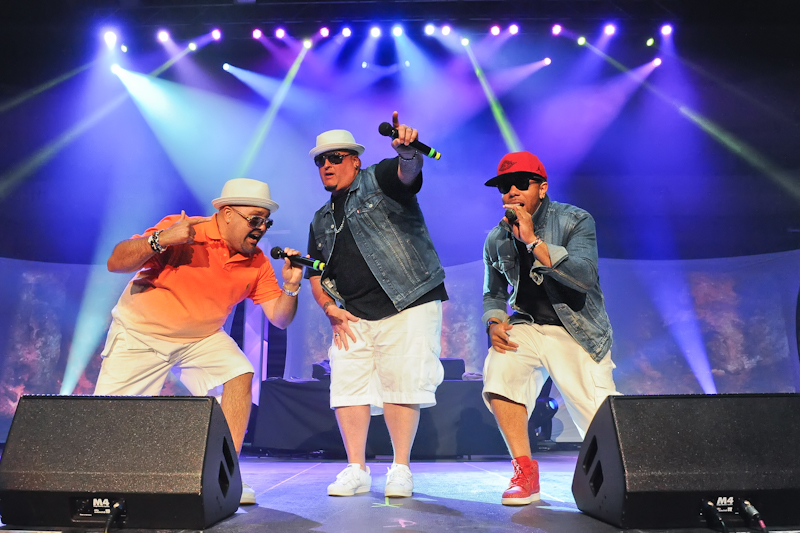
[112,214,282,343]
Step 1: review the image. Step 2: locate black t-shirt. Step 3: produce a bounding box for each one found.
[512,238,563,327]
[307,158,447,320]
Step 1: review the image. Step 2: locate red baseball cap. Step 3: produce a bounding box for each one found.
[484,151,548,187]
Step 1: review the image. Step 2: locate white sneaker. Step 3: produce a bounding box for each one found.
[384,463,413,498]
[327,463,372,496]
[240,482,256,505]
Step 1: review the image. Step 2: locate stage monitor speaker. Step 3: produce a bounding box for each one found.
[572,394,800,529]
[0,395,242,529]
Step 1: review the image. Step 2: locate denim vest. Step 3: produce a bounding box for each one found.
[482,196,613,361]
[310,162,445,312]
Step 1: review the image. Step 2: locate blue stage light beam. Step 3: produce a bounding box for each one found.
[112,66,269,203]
[640,264,718,394]
[516,62,658,182]
[223,64,318,112]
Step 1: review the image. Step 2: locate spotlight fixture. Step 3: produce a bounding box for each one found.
[424,24,435,35]
[661,24,673,36]
[646,37,654,46]
[157,30,169,43]
[320,27,329,38]
[404,60,410,67]
[103,31,117,49]
[461,37,469,46]
[303,39,312,49]
[544,57,552,65]
[577,36,586,45]
[188,42,197,51]
[342,27,352,37]
[211,29,221,41]
[391,25,402,37]
[275,28,286,39]
[361,61,368,68]
[509,24,519,35]
[223,63,230,71]
[110,63,121,74]
[120,45,128,53]
[253,29,262,39]
[653,57,662,66]
[552,24,562,36]
[370,26,381,38]
[490,25,500,36]
[441,25,451,36]
[604,24,616,36]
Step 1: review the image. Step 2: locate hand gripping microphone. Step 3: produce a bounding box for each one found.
[378,122,442,160]
[270,247,325,272]
[505,209,518,225]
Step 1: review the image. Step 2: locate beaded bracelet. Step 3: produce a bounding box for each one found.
[148,230,166,254]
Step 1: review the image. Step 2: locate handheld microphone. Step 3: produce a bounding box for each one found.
[504,208,518,225]
[378,122,442,160]
[270,247,325,272]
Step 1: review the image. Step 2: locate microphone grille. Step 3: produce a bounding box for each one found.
[378,122,395,137]
[270,246,283,259]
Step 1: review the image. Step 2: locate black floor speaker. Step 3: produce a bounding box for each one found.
[0,395,242,529]
[572,394,800,529]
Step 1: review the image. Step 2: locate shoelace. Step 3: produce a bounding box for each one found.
[338,466,363,484]
[509,462,527,488]
[387,466,412,484]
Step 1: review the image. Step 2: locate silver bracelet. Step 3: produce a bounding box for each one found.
[282,284,300,297]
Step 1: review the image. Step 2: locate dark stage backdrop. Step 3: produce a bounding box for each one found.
[0,251,797,443]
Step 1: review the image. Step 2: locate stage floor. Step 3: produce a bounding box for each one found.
[3,450,799,532]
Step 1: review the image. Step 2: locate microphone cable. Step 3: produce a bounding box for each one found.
[104,499,126,533]
[701,500,729,533]
[736,498,769,533]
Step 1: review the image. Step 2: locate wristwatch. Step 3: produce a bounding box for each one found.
[486,319,501,334]
[281,284,300,297]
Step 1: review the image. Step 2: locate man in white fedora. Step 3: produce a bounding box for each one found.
[306,112,447,498]
[95,178,304,506]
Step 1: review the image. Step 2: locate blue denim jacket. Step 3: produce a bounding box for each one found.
[482,196,613,361]
[310,161,445,312]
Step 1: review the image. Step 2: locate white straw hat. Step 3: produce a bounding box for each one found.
[212,178,279,212]
[309,129,365,158]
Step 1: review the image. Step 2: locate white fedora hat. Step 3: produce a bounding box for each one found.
[212,178,279,212]
[309,129,365,158]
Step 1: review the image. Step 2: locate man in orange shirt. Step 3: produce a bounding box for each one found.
[94,178,303,506]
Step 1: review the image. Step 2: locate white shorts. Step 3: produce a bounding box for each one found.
[94,320,255,397]
[482,323,619,438]
[329,301,444,415]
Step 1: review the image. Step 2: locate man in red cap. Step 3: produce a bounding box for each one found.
[482,151,619,506]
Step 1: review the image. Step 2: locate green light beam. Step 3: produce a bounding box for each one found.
[0,47,195,201]
[463,43,522,153]
[0,94,128,201]
[149,45,194,78]
[583,43,800,201]
[236,46,309,178]
[0,61,95,115]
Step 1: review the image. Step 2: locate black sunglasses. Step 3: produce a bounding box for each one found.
[314,151,354,168]
[230,207,274,230]
[498,177,542,195]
